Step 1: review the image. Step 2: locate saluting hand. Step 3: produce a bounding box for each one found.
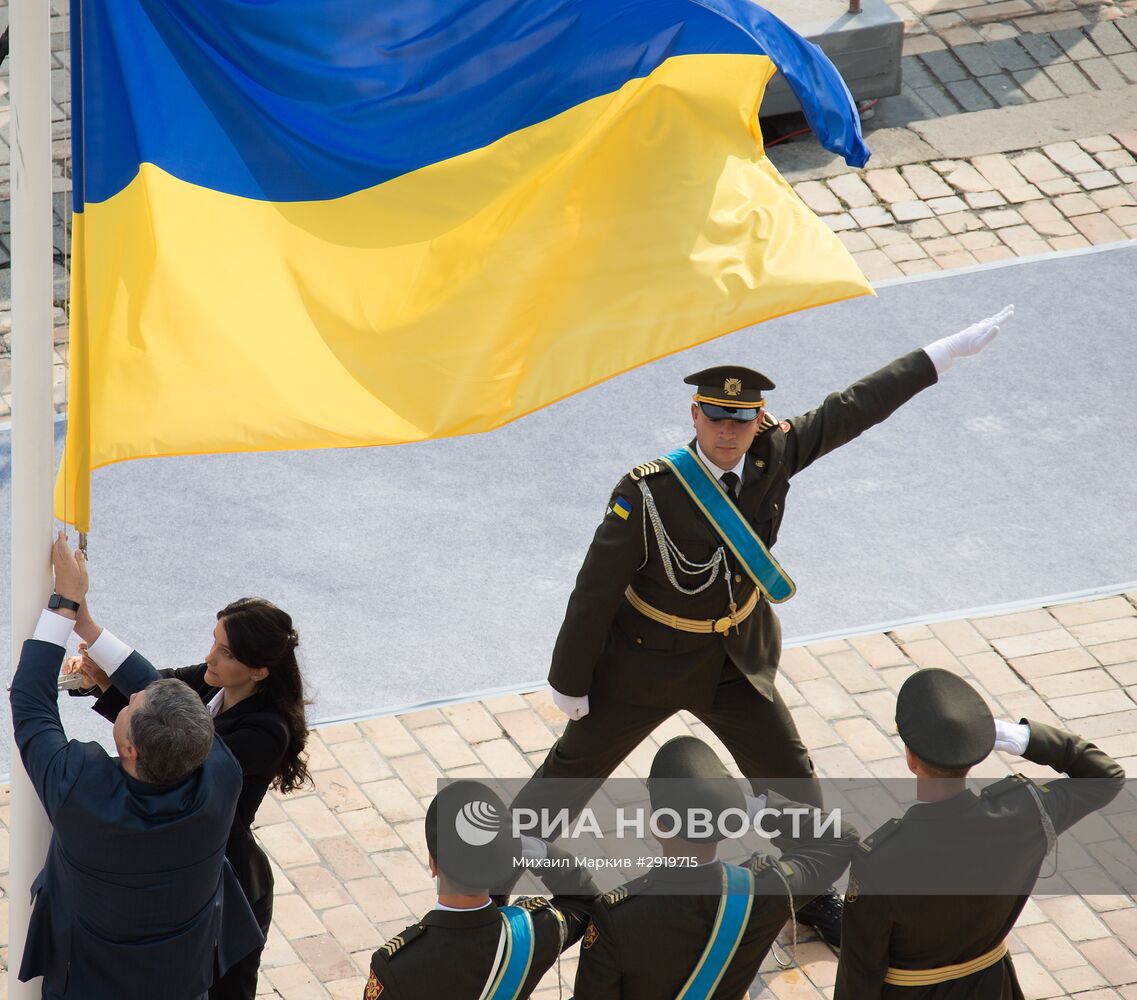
[924,304,1014,376]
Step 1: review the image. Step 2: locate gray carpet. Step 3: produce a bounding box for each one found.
[2,244,1135,775]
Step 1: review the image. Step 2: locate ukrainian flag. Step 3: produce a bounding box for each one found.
[57,0,872,530]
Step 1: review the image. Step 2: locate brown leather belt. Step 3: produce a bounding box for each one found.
[625,586,758,634]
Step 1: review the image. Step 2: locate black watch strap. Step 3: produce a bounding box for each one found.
[48,593,81,613]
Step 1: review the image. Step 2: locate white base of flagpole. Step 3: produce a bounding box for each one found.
[9,0,60,995]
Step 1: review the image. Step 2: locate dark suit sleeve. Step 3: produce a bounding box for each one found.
[93,662,212,722]
[548,476,647,697]
[536,844,601,947]
[750,794,860,905]
[834,875,892,1000]
[10,639,88,820]
[783,349,938,478]
[1020,719,1125,835]
[572,901,622,1000]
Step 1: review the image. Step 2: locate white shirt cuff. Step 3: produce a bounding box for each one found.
[87,628,134,675]
[33,609,75,647]
[923,342,952,377]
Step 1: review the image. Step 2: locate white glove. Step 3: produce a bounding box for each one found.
[993,719,1031,756]
[520,835,549,863]
[924,305,1013,376]
[744,792,768,821]
[552,687,590,721]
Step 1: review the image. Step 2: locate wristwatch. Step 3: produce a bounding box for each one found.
[48,593,81,613]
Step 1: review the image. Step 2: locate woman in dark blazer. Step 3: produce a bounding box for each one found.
[77,598,311,1000]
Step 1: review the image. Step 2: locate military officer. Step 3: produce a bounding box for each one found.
[511,307,1015,943]
[835,668,1125,998]
[573,736,859,999]
[365,781,598,999]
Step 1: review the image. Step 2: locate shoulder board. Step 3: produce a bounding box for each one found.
[629,459,667,481]
[982,773,1034,800]
[757,411,780,434]
[376,923,425,960]
[860,817,902,854]
[515,895,552,913]
[601,885,633,908]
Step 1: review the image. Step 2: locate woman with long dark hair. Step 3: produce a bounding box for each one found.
[74,596,311,1000]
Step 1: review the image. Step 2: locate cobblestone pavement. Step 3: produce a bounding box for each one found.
[3,593,1135,998]
[1,3,1136,998]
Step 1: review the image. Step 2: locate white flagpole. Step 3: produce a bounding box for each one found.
[9,0,59,993]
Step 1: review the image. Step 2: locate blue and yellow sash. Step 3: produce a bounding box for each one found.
[661,446,795,603]
[485,906,536,1000]
[676,864,755,1000]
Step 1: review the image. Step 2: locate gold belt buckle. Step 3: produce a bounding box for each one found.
[713,616,733,634]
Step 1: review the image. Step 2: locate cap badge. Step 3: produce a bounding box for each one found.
[723,378,742,397]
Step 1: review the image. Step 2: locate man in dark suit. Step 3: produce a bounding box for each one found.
[366,780,599,998]
[573,736,859,999]
[835,668,1125,998]
[512,308,1014,943]
[10,534,263,999]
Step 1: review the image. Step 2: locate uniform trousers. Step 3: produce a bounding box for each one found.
[513,661,821,823]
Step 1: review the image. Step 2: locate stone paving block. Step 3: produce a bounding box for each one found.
[865,167,917,203]
[294,933,359,983]
[331,739,393,784]
[1049,233,1092,249]
[929,618,990,655]
[852,248,902,279]
[994,627,1081,659]
[978,21,1022,42]
[1071,210,1128,241]
[362,776,426,823]
[946,76,999,111]
[274,892,328,941]
[925,194,970,215]
[899,257,945,273]
[1114,49,1137,81]
[475,736,535,777]
[1096,148,1137,170]
[837,230,875,253]
[1012,150,1065,185]
[922,234,966,256]
[909,217,950,239]
[496,707,557,753]
[780,646,828,681]
[1051,596,1136,627]
[827,173,877,209]
[953,43,1004,77]
[1037,175,1082,195]
[978,71,1032,105]
[823,212,857,232]
[1019,31,1069,63]
[890,200,936,222]
[372,848,434,896]
[1079,169,1121,189]
[819,649,885,693]
[1009,645,1102,679]
[412,721,482,768]
[942,161,995,193]
[1049,687,1137,719]
[900,55,939,90]
[849,205,895,228]
[796,676,863,719]
[795,180,844,216]
[989,37,1042,72]
[1054,25,1108,60]
[901,163,954,199]
[319,722,362,745]
[959,649,1027,693]
[1070,617,1137,646]
[291,864,353,911]
[1107,203,1137,225]
[1081,937,1137,983]
[1044,59,1097,92]
[963,190,1008,211]
[788,705,841,748]
[345,874,411,924]
[356,715,420,757]
[979,207,1027,228]
[1001,222,1051,248]
[283,794,347,840]
[1031,667,1120,699]
[915,83,964,116]
[259,820,322,868]
[1047,140,1104,174]
[1088,19,1134,54]
[1053,965,1111,994]
[313,767,372,815]
[1039,895,1115,941]
[264,963,331,998]
[833,717,897,761]
[1082,53,1131,87]
[848,632,910,668]
[316,834,378,881]
[1074,707,1137,740]
[391,752,445,799]
[941,24,987,46]
[974,609,1059,639]
[262,924,301,969]
[304,735,339,773]
[971,152,1031,192]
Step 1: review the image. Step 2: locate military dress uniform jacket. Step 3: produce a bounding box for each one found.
[10,639,263,999]
[572,803,860,999]
[548,349,938,709]
[365,846,598,999]
[835,721,1125,999]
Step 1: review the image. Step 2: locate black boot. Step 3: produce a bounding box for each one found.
[796,887,843,948]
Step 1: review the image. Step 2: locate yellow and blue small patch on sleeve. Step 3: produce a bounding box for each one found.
[610,496,632,520]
